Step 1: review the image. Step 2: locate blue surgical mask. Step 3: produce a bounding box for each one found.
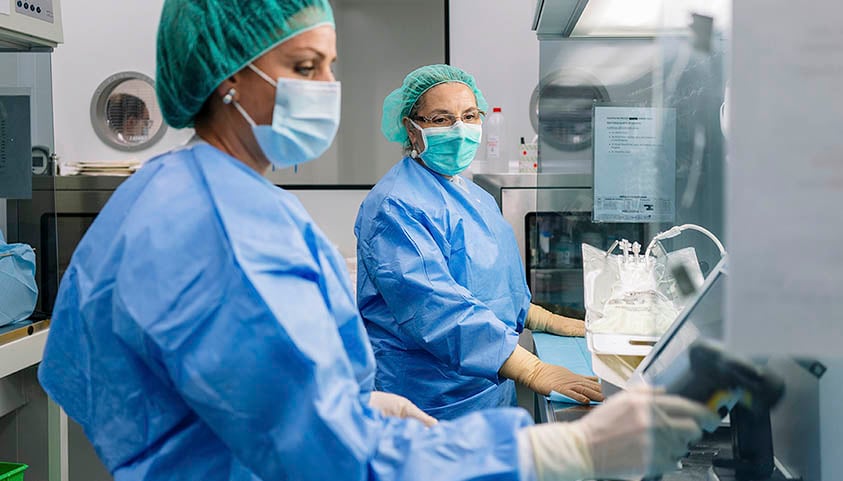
[411,120,482,176]
[233,64,341,168]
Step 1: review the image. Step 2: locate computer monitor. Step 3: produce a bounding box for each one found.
[629,257,727,388]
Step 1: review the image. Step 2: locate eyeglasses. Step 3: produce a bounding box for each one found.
[412,108,485,127]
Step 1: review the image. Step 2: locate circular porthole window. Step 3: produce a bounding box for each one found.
[529,70,610,152]
[90,72,167,152]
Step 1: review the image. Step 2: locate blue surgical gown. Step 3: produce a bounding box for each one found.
[37,144,535,481]
[355,157,532,420]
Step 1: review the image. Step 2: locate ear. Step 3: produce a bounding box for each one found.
[403,117,417,143]
[215,74,242,98]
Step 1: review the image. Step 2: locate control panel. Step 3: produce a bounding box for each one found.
[14,0,55,24]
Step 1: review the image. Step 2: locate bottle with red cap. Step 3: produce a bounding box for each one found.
[484,106,507,173]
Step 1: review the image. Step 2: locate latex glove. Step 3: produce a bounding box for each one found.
[368,391,438,427]
[499,345,604,403]
[519,387,721,481]
[525,304,585,337]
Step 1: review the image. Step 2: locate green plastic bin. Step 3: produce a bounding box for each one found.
[0,463,28,481]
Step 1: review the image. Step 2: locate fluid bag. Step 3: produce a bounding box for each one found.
[582,239,704,338]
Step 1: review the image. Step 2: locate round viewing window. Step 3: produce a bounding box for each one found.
[90,72,167,152]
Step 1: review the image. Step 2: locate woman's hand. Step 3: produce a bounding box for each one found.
[526,363,603,403]
[368,391,438,427]
[499,345,604,404]
[522,386,719,481]
[526,304,585,337]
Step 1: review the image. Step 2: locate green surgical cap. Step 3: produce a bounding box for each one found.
[156,0,334,129]
[381,64,489,144]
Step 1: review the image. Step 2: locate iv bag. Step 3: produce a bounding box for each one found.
[582,242,704,338]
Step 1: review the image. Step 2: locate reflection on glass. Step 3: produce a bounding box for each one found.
[93,75,166,151]
[526,211,645,318]
[106,93,151,144]
[40,214,97,314]
[641,267,725,386]
[572,0,731,37]
[536,2,730,289]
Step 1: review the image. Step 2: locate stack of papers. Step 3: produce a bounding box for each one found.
[60,160,142,176]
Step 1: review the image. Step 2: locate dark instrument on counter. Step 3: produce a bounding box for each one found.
[643,340,786,481]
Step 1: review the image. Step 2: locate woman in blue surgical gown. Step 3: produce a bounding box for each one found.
[37,2,718,480]
[355,65,604,421]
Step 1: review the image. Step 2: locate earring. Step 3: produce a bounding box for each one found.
[222,88,236,105]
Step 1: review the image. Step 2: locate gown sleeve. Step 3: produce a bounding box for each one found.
[110,213,534,481]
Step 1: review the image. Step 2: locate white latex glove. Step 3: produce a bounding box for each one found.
[520,387,720,481]
[525,304,585,337]
[368,391,438,427]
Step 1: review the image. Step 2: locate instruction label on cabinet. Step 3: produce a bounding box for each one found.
[592,106,676,223]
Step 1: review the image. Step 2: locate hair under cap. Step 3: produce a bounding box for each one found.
[156,0,334,128]
[381,64,488,144]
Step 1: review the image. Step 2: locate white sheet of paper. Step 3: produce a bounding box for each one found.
[593,106,676,223]
[0,0,11,15]
[727,0,843,356]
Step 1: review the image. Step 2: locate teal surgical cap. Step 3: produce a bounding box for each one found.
[156,0,334,129]
[381,64,489,144]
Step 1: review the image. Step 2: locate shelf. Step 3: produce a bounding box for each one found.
[0,323,50,379]
[0,319,50,346]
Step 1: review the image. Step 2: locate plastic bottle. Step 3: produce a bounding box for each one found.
[554,234,573,267]
[484,107,507,173]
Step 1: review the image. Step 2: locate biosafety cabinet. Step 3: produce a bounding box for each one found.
[526,1,836,480]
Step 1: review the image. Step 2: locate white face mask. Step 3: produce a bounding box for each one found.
[232,64,342,168]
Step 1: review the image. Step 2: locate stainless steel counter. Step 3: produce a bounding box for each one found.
[537,397,594,424]
[32,175,128,190]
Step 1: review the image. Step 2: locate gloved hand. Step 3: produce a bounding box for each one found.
[368,391,438,427]
[499,345,604,403]
[525,304,585,337]
[519,387,721,481]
